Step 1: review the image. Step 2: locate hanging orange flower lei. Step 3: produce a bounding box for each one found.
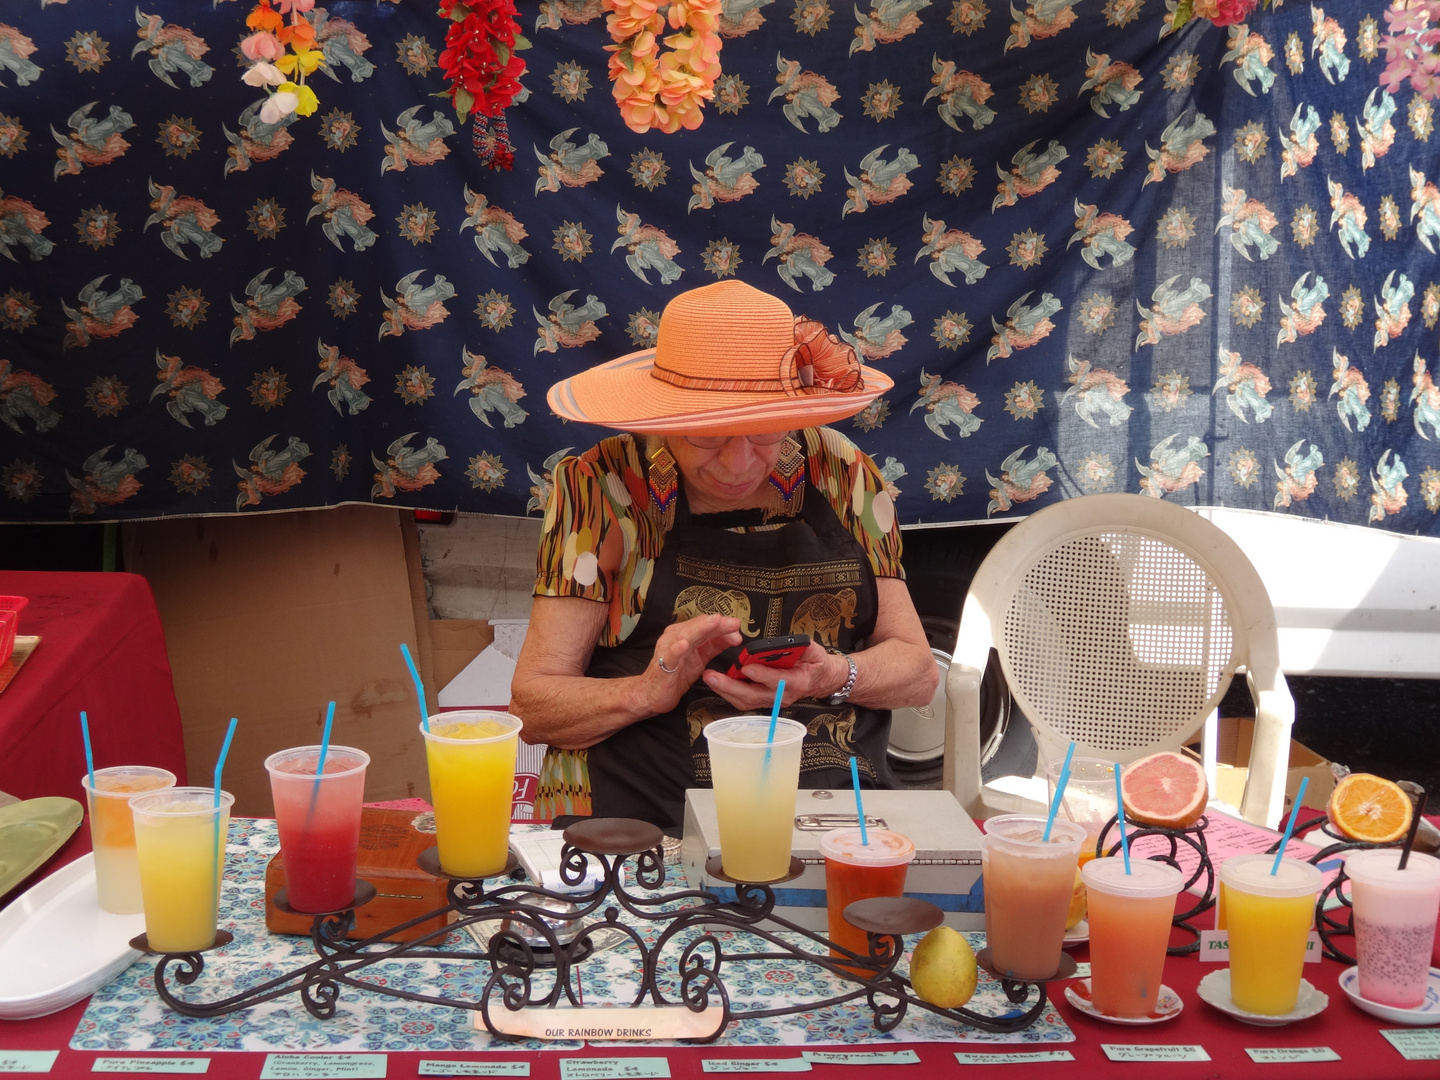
[239,0,324,123]
[604,0,723,134]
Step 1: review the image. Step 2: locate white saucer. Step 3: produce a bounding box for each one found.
[1197,969,1328,1026]
[1064,978,1182,1024]
[1338,966,1440,1026]
[1062,919,1088,948]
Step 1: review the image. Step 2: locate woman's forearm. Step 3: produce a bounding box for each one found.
[845,637,939,710]
[509,669,655,750]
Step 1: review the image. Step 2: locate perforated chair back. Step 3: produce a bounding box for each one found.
[945,494,1295,829]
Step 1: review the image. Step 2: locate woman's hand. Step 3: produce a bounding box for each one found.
[642,614,744,715]
[700,642,845,712]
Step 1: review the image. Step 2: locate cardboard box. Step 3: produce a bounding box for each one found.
[1206,715,1335,814]
[682,788,986,933]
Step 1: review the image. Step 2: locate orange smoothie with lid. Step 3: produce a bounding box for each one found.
[81,765,176,913]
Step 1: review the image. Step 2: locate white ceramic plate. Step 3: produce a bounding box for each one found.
[1197,969,1328,1026]
[1338,965,1440,1026]
[0,853,146,1020]
[1062,919,1088,948]
[1064,978,1182,1024]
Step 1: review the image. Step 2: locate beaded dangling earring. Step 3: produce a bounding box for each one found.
[647,439,679,531]
[758,434,806,521]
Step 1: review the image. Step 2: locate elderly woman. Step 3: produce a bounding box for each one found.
[511,280,938,831]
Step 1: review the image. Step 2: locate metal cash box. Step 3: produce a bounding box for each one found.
[681,788,986,932]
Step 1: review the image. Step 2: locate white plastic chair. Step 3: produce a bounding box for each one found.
[943,493,1296,830]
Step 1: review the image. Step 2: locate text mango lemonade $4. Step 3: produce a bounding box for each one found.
[422,713,521,878]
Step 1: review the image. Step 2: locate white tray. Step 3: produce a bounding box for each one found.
[0,853,146,1020]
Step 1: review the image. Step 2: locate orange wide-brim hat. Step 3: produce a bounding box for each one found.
[546,280,894,436]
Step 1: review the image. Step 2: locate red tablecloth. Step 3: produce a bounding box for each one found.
[0,571,186,878]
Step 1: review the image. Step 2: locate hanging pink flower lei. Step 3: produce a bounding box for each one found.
[437,0,530,124]
[604,0,723,134]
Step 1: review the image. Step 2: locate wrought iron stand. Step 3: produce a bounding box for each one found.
[1095,815,1216,955]
[141,817,1059,1042]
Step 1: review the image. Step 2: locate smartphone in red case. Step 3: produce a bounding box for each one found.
[724,634,811,680]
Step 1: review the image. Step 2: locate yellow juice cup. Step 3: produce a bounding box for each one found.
[130,786,234,953]
[704,716,806,883]
[421,711,521,878]
[81,765,176,914]
[981,815,1087,980]
[1082,857,1183,1018]
[1219,853,1322,1015]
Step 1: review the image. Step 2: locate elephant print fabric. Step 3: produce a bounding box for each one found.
[0,3,1438,533]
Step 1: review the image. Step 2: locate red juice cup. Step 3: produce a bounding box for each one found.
[265,745,370,913]
[1082,857,1184,1018]
[819,828,915,965]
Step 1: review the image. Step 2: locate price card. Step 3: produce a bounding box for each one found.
[0,1053,58,1074]
[93,1061,211,1074]
[800,1050,919,1065]
[1198,931,1323,962]
[259,1055,387,1079]
[1245,1048,1339,1063]
[559,1058,671,1080]
[701,1061,812,1073]
[953,1051,1075,1065]
[1101,1045,1210,1063]
[417,1065,530,1077]
[1381,1029,1440,1061]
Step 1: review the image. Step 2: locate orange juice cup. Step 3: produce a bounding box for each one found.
[981,815,1086,980]
[422,711,521,878]
[1082,857,1183,1018]
[81,766,176,914]
[820,828,915,964]
[1219,853,1322,1015]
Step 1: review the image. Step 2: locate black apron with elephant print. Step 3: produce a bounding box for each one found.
[583,486,895,831]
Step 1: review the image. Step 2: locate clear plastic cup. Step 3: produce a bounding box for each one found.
[981,815,1087,980]
[704,716,806,883]
[1219,853,1322,1015]
[1345,849,1440,1009]
[421,711,522,878]
[265,745,370,913]
[1045,757,1117,865]
[1082,857,1183,1017]
[820,828,915,963]
[130,786,234,953]
[80,765,176,914]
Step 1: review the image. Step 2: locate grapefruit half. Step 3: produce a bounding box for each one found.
[1120,751,1208,829]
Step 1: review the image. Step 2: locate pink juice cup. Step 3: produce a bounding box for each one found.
[1345,848,1440,1009]
[1082,857,1184,1018]
[981,815,1086,980]
[265,745,370,913]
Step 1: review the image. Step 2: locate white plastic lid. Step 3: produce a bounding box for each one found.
[1082,856,1184,899]
[981,814,1087,857]
[1344,848,1440,889]
[703,715,807,749]
[1218,853,1323,898]
[818,828,916,867]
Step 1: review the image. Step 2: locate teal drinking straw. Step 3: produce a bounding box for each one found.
[211,717,238,918]
[307,701,336,819]
[850,756,869,846]
[762,680,785,768]
[1113,763,1132,874]
[1270,775,1309,876]
[400,642,429,732]
[1042,740,1077,842]
[80,711,95,793]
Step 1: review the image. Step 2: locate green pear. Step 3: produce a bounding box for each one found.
[910,926,978,1008]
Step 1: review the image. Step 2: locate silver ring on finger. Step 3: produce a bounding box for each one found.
[656,654,678,674]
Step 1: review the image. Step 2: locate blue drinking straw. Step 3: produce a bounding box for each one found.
[850,756,869,846]
[400,642,429,732]
[316,700,335,777]
[212,717,238,916]
[80,711,96,793]
[1042,741,1077,842]
[1113,763,1132,874]
[1270,776,1309,876]
[762,680,785,768]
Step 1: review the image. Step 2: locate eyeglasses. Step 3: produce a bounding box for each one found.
[680,432,791,450]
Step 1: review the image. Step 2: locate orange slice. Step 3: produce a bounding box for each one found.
[1327,773,1413,844]
[1120,751,1208,829]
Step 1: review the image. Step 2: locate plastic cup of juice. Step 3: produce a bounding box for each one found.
[80,766,176,914]
[1345,848,1440,1009]
[265,745,370,913]
[1045,757,1116,866]
[704,715,806,883]
[1082,857,1184,1018]
[1218,853,1322,1015]
[819,828,915,964]
[421,711,521,878]
[980,814,1087,980]
[130,786,234,953]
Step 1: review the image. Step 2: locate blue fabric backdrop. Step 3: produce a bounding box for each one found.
[1,0,1438,532]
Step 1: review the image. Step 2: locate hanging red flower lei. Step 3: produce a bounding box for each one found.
[437,0,529,124]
